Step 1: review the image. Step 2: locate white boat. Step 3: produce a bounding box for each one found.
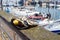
[4,6,54,25]
[3,6,40,29]
[5,6,39,16]
[38,19,54,26]
[3,6,55,29]
[44,19,60,34]
[49,3,54,6]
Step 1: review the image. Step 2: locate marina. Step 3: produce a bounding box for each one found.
[1,0,60,33]
[0,0,60,40]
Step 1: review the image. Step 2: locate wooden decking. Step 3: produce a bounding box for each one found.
[0,10,60,40]
[0,30,2,40]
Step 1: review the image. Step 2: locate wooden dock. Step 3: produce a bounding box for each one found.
[0,11,60,40]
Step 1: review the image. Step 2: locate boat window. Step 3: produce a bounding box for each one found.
[34,14,39,16]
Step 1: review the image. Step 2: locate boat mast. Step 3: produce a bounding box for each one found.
[47,2,49,14]
[1,0,3,10]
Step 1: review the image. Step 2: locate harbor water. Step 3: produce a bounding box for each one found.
[5,6,60,20]
[35,6,60,20]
